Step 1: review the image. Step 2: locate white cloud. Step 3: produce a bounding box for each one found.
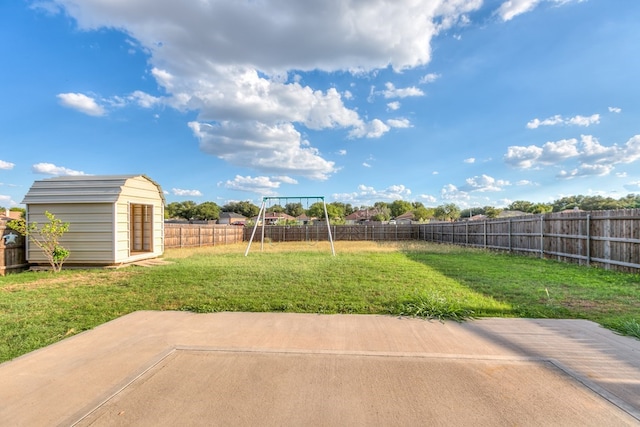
[624,181,640,191]
[273,176,298,184]
[419,73,441,84]
[0,160,15,170]
[52,0,486,179]
[57,93,105,116]
[420,194,437,203]
[504,145,544,169]
[505,138,579,168]
[349,119,391,139]
[496,0,541,21]
[337,149,347,156]
[333,184,412,205]
[526,113,599,129]
[608,106,622,113]
[387,118,412,128]
[362,162,372,168]
[461,174,510,192]
[506,134,640,178]
[387,101,401,111]
[496,0,584,22]
[0,193,19,207]
[172,188,202,197]
[516,180,536,186]
[381,82,424,99]
[129,90,162,108]
[32,163,87,176]
[223,175,282,196]
[190,121,336,180]
[567,114,600,127]
[440,183,470,201]
[557,164,614,179]
[464,157,475,164]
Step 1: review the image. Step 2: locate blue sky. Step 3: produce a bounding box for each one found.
[1,0,639,209]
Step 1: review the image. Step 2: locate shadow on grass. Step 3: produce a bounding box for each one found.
[398,244,640,338]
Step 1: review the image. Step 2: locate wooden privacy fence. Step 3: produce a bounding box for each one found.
[243,224,417,243]
[164,224,244,248]
[416,209,640,272]
[0,220,28,275]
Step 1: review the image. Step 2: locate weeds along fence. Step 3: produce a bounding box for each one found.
[417,209,640,273]
[164,224,244,248]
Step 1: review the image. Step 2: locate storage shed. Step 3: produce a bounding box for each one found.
[22,175,165,267]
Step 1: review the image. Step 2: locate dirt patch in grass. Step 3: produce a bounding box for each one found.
[559,297,640,315]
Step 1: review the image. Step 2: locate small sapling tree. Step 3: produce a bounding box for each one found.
[9,211,70,273]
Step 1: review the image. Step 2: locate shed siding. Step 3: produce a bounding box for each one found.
[114,176,164,262]
[23,175,165,267]
[26,203,115,264]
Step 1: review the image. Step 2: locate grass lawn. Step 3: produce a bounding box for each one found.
[1,241,639,363]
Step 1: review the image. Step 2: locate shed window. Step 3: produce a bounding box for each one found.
[130,204,153,253]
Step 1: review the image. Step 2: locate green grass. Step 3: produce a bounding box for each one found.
[1,241,638,363]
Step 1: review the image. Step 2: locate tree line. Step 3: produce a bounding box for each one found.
[163,193,640,223]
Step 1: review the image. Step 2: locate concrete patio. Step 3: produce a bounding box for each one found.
[1,311,639,426]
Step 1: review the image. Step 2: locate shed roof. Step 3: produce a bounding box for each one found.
[22,175,165,205]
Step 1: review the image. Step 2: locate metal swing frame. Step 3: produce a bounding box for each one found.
[244,196,336,256]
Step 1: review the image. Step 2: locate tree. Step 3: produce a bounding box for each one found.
[434,203,460,221]
[552,195,585,212]
[192,202,220,220]
[508,200,534,213]
[165,200,197,220]
[331,202,354,217]
[530,203,552,214]
[266,204,285,213]
[412,206,434,222]
[285,202,304,217]
[619,194,640,208]
[480,206,499,218]
[306,202,325,219]
[307,202,343,223]
[9,211,70,273]
[390,200,413,218]
[222,201,260,218]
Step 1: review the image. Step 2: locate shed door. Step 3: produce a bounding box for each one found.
[130,204,153,253]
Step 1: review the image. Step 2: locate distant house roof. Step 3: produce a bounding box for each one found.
[1,209,22,221]
[296,213,314,221]
[497,210,528,218]
[469,214,487,221]
[219,212,247,220]
[21,175,165,205]
[395,211,415,220]
[345,208,386,221]
[251,212,296,221]
[560,208,584,214]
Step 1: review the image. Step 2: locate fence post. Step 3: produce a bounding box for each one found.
[508,219,512,252]
[586,214,591,266]
[483,221,487,248]
[540,215,544,259]
[603,211,611,269]
[465,222,469,246]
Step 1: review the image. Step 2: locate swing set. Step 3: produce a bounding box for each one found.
[244,196,336,256]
